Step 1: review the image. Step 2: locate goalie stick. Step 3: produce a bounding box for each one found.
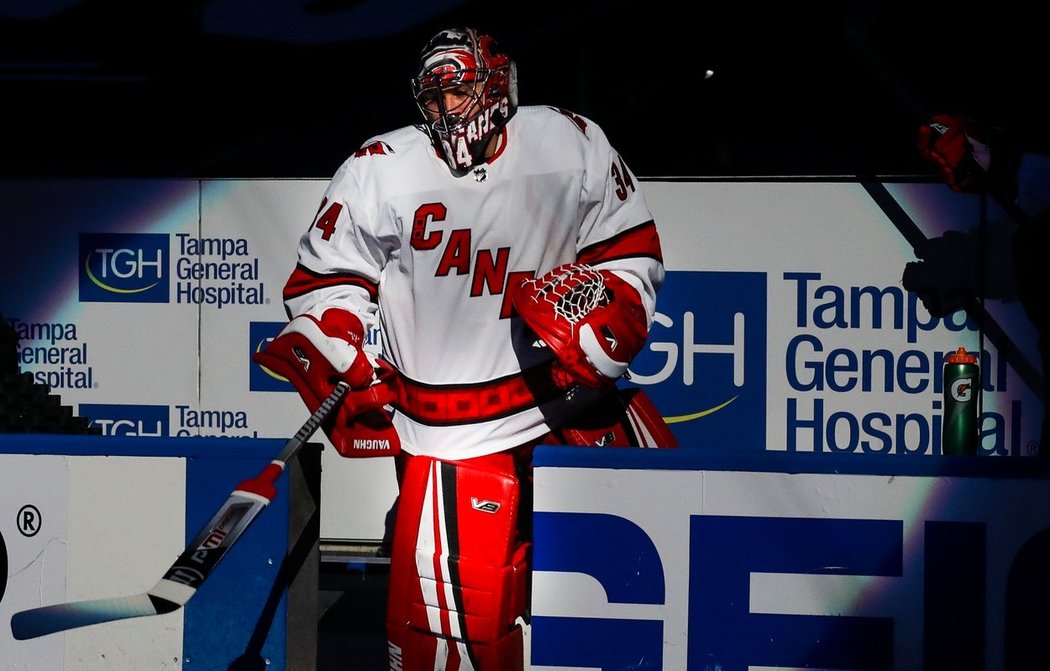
[9,381,351,641]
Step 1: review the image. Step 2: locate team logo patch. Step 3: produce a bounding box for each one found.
[625,270,767,451]
[79,233,169,303]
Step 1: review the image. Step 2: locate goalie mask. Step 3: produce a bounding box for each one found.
[412,27,518,176]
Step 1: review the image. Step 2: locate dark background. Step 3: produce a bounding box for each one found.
[1,1,1040,180]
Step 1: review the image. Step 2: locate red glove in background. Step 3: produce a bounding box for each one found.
[918,114,989,192]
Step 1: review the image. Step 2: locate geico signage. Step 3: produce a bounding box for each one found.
[530,461,1050,670]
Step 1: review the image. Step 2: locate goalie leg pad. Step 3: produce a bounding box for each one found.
[387,622,524,671]
[387,453,529,670]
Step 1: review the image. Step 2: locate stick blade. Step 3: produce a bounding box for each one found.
[8,383,349,642]
[10,592,176,640]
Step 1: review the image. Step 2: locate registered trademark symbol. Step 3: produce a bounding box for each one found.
[0,529,8,604]
[17,504,41,537]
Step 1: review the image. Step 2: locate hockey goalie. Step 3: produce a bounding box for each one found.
[254,26,677,671]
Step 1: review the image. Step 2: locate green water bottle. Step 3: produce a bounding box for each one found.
[943,347,979,456]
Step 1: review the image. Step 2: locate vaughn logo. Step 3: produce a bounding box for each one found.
[353,438,393,452]
[80,403,169,437]
[79,233,169,303]
[625,270,767,451]
[471,497,501,513]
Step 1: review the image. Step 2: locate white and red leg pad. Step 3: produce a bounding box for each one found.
[387,622,524,671]
[387,453,529,670]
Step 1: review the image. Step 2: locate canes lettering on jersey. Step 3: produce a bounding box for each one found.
[283,106,663,459]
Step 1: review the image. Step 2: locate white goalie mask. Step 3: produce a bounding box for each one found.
[411,27,518,177]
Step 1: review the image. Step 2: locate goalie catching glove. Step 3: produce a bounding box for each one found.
[512,263,649,388]
[253,308,400,458]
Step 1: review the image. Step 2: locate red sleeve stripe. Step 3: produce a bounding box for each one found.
[283,263,379,303]
[576,220,663,266]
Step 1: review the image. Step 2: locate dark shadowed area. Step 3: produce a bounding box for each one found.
[1,3,1044,667]
[1,1,1040,180]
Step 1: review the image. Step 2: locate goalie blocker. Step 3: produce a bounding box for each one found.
[253,308,400,458]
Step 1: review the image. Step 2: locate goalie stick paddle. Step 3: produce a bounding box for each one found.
[9,381,350,641]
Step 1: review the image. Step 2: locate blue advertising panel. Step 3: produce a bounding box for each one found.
[532,447,1050,670]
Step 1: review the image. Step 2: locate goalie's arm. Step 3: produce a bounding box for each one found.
[577,220,665,323]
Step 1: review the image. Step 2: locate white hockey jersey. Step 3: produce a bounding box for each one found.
[284,105,665,459]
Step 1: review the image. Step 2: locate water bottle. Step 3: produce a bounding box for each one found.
[943,347,979,456]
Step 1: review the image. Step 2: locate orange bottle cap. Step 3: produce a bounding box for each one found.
[946,347,978,364]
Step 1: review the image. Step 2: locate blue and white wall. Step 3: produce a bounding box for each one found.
[530,448,1050,670]
[0,178,1043,543]
[0,435,304,670]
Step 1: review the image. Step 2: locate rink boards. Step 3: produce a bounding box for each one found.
[0,434,318,670]
[531,447,1050,670]
[0,178,1045,669]
[0,178,1043,542]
